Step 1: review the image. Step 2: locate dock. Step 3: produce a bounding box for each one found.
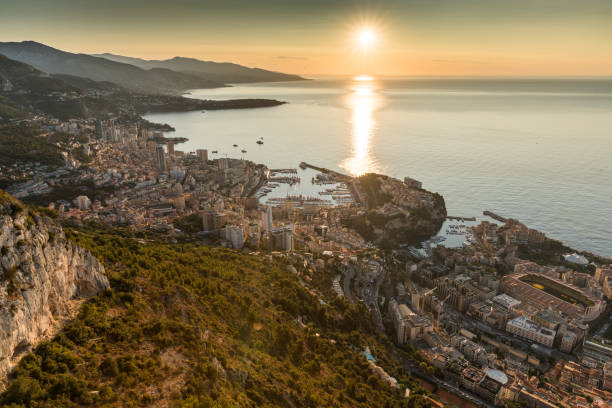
[447,216,476,222]
[299,162,352,181]
[483,211,507,223]
[270,168,297,174]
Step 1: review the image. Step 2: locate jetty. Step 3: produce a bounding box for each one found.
[269,176,300,185]
[447,216,477,222]
[299,162,352,181]
[270,168,297,174]
[483,210,507,223]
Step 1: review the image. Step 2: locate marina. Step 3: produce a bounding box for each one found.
[254,165,357,207]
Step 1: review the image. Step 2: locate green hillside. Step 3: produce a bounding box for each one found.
[1,225,434,407]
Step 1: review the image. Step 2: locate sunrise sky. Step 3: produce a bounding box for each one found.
[1,0,611,76]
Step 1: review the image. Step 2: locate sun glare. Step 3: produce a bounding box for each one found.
[355,75,373,81]
[356,28,376,48]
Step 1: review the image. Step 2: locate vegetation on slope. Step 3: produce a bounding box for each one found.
[1,225,434,407]
[0,95,29,121]
[0,124,63,167]
[357,173,392,209]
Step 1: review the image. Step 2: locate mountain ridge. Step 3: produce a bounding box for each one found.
[93,52,306,84]
[0,41,222,94]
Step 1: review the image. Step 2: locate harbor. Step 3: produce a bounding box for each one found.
[255,164,357,207]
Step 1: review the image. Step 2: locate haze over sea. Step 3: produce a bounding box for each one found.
[146,77,612,257]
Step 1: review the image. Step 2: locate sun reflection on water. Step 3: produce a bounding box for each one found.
[340,76,381,176]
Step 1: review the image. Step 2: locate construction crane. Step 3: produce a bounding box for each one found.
[436,294,452,332]
[419,288,435,313]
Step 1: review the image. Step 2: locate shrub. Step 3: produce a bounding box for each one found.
[99,357,119,377]
[2,377,44,405]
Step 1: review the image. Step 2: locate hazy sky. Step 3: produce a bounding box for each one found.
[1,0,611,76]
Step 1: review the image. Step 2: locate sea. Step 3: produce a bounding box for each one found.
[145,77,612,257]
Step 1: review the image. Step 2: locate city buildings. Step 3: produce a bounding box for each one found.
[225,225,245,249]
[403,176,422,189]
[263,205,273,232]
[155,145,166,172]
[74,195,91,210]
[491,293,521,313]
[270,225,293,251]
[196,149,208,163]
[202,209,227,232]
[506,315,555,348]
[218,157,229,171]
[95,120,104,139]
[388,300,433,344]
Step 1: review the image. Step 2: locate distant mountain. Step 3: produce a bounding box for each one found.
[0,53,77,94]
[0,53,131,120]
[0,53,124,95]
[0,41,222,94]
[0,53,286,121]
[94,53,305,84]
[51,73,124,92]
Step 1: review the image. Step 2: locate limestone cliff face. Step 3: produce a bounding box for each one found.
[0,197,108,383]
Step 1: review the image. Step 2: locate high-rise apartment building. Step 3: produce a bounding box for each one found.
[225,225,245,249]
[155,145,166,172]
[196,149,208,163]
[263,206,273,232]
[270,225,293,251]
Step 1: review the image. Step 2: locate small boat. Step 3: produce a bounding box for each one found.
[211,150,218,154]
[241,149,247,153]
[256,140,264,145]
[233,144,238,147]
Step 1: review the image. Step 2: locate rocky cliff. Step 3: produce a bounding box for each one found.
[348,173,447,247]
[0,192,108,384]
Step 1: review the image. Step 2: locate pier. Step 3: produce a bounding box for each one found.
[446,216,476,222]
[269,176,300,185]
[270,168,297,174]
[483,210,507,223]
[299,162,352,181]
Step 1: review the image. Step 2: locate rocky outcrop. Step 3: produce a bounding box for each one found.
[349,173,447,246]
[0,193,108,383]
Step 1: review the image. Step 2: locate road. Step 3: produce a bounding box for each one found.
[449,312,577,363]
[343,265,356,304]
[356,262,386,332]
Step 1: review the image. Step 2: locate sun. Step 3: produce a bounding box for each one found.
[356,28,376,48]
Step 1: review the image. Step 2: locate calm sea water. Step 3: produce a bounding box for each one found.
[145,77,612,257]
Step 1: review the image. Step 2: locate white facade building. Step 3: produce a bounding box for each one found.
[225,225,245,249]
[506,315,555,347]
